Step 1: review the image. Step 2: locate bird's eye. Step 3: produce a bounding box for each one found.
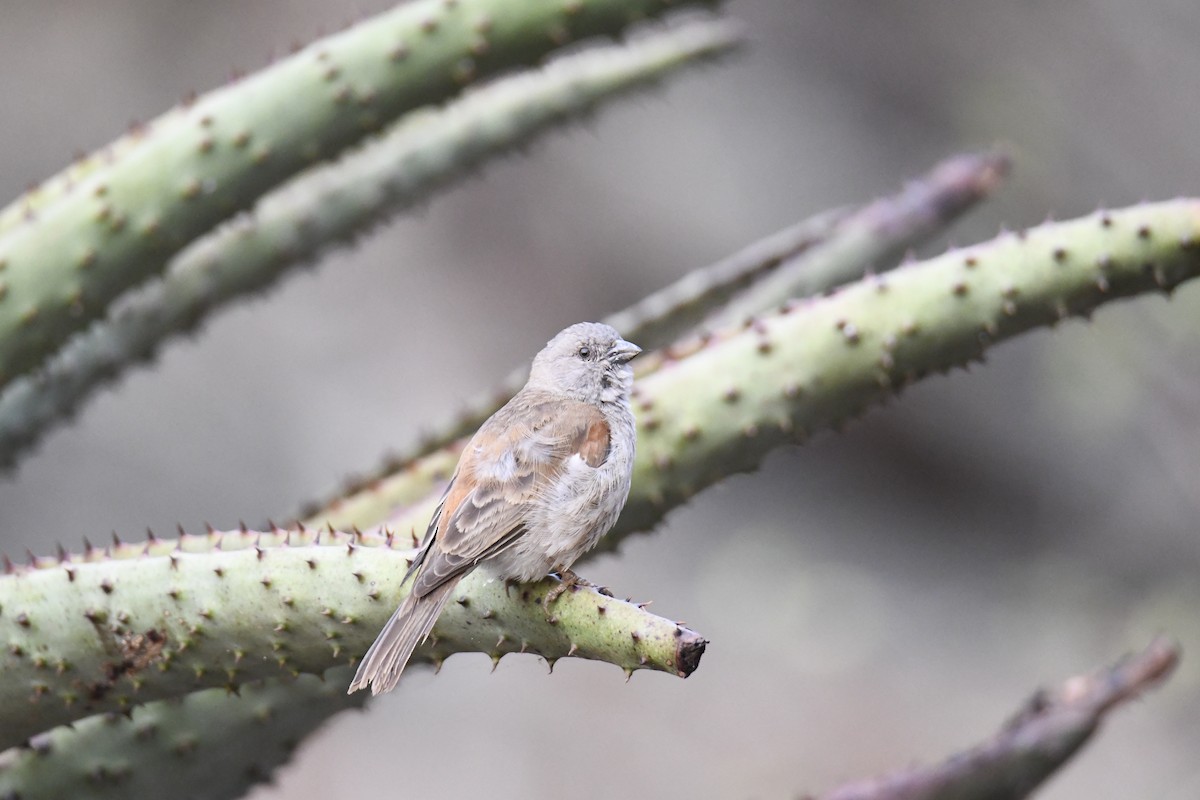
[577,346,591,360]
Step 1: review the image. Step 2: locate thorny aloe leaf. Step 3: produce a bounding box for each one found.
[0,527,704,751]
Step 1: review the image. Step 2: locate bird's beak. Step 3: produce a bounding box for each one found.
[610,339,642,363]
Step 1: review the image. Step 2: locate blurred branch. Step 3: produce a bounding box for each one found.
[0,668,367,800]
[301,149,1009,521]
[307,200,1200,538]
[818,637,1180,800]
[0,19,743,471]
[0,0,725,392]
[705,151,1009,328]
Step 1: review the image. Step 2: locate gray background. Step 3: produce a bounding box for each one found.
[1,2,1199,798]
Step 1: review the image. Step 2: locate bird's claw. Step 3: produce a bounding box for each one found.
[543,569,594,610]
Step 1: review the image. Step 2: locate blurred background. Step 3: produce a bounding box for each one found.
[1,1,1199,797]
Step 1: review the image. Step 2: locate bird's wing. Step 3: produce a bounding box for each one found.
[409,393,610,597]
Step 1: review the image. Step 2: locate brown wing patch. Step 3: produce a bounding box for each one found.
[576,414,611,468]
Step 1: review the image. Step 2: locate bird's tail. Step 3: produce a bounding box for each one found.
[347,577,462,695]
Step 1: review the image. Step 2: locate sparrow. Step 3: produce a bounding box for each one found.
[349,322,641,695]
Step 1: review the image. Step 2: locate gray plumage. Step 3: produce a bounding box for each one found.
[349,322,640,695]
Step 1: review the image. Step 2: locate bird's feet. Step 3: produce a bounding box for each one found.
[543,569,612,610]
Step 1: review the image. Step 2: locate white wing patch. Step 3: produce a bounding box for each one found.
[484,448,519,482]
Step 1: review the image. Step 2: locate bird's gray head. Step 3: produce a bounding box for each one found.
[527,322,641,405]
